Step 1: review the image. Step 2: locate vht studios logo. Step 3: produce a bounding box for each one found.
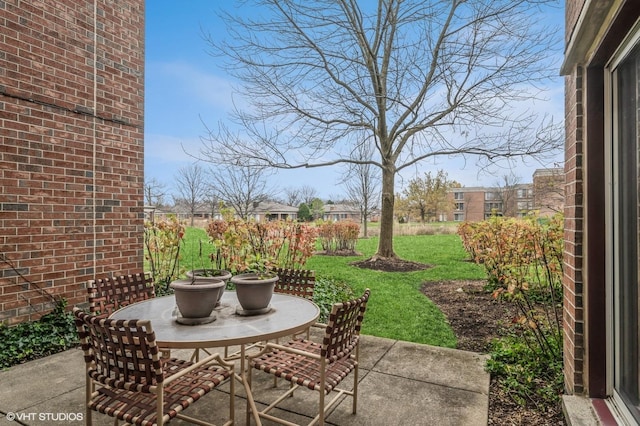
[5,412,84,422]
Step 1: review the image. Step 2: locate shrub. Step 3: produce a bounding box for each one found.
[316,220,360,253]
[205,218,318,273]
[459,213,564,408]
[486,332,564,407]
[0,300,78,369]
[312,277,355,323]
[144,216,185,295]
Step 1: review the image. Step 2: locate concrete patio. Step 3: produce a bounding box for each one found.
[0,334,489,425]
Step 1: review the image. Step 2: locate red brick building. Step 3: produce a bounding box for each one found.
[0,1,145,324]
[532,168,565,216]
[447,187,488,222]
[562,0,640,423]
[446,168,563,222]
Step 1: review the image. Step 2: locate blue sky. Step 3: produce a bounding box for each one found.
[144,1,565,200]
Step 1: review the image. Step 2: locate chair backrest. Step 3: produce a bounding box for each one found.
[321,289,370,362]
[73,308,164,392]
[87,272,155,318]
[273,268,316,300]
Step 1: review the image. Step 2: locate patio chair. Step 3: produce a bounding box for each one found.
[274,267,318,339]
[87,272,155,318]
[87,272,175,359]
[273,267,316,300]
[248,288,370,426]
[73,307,234,426]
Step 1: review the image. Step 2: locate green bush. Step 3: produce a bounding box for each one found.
[144,215,185,295]
[313,277,355,323]
[486,332,563,407]
[0,300,78,369]
[458,214,563,358]
[459,213,564,412]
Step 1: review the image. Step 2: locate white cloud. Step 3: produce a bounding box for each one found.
[145,133,200,162]
[146,61,233,111]
[153,61,235,110]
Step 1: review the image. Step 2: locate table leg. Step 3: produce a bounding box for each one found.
[240,344,262,425]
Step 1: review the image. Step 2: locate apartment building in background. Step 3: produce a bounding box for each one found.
[446,168,564,222]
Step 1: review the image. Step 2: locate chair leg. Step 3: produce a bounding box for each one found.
[190,348,199,362]
[86,377,93,425]
[246,346,252,426]
[229,360,235,425]
[156,386,164,426]
[319,365,326,426]
[353,363,359,414]
[353,347,359,414]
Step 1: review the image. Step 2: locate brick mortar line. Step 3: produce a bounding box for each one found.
[0,90,140,129]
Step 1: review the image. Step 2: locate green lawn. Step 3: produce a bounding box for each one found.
[306,234,487,348]
[175,228,487,348]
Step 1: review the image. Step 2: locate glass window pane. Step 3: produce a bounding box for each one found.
[614,41,640,420]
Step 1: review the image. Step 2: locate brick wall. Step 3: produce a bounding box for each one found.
[562,64,584,394]
[0,0,144,324]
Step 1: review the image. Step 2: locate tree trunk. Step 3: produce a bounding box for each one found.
[363,216,368,238]
[375,165,396,259]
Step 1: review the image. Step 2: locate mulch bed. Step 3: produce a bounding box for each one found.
[350,257,564,425]
[421,280,565,426]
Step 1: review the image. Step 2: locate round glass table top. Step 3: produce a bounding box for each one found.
[109,291,320,349]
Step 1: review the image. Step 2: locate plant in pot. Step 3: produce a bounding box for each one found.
[230,253,279,314]
[185,239,232,305]
[170,239,226,325]
[170,276,224,325]
[206,217,318,315]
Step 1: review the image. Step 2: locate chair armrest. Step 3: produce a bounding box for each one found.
[248,341,321,362]
[163,352,233,385]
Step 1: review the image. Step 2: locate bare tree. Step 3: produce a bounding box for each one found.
[174,164,209,226]
[342,142,380,237]
[494,173,522,217]
[144,177,167,207]
[210,164,274,219]
[202,186,221,219]
[282,187,303,207]
[200,0,563,262]
[282,185,319,207]
[299,185,320,207]
[533,168,564,214]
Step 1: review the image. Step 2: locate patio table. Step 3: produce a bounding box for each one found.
[110,291,320,425]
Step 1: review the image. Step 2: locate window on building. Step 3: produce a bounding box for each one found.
[484,192,498,200]
[608,34,640,423]
[453,213,464,221]
[517,201,533,210]
[454,192,464,200]
[484,202,502,212]
[455,202,464,211]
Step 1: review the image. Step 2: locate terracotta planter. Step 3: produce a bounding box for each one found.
[230,272,279,312]
[170,278,225,320]
[186,269,232,304]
